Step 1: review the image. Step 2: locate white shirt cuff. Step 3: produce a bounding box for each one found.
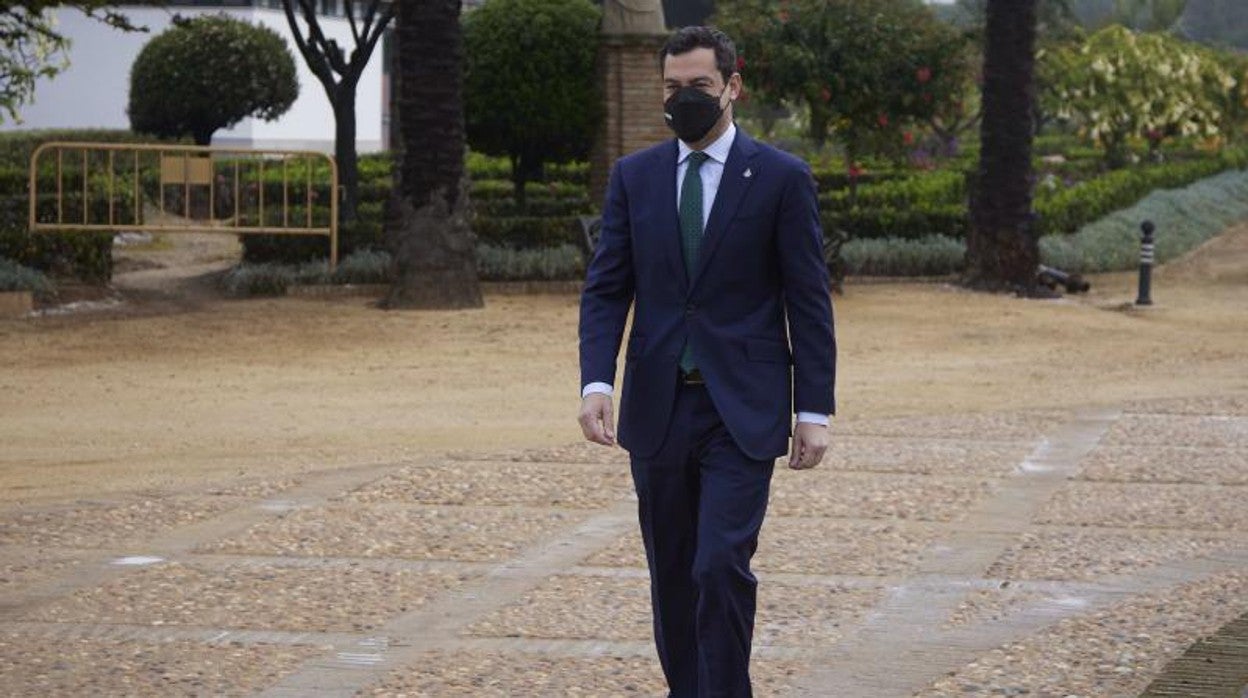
[796,412,829,426]
[582,382,614,398]
[583,385,826,426]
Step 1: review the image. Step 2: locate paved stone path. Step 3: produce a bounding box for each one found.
[0,395,1245,696]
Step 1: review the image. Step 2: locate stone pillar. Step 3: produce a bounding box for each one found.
[590,1,670,208]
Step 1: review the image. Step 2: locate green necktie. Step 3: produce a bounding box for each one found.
[679,151,709,374]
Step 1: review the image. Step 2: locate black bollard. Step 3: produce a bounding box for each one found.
[1136,220,1155,306]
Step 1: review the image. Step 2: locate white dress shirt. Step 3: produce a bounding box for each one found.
[583,123,828,427]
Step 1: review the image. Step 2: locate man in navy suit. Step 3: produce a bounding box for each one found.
[578,26,836,697]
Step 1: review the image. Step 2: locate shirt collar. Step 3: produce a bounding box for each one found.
[678,122,736,166]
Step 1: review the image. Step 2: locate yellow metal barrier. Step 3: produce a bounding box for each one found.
[28,142,340,269]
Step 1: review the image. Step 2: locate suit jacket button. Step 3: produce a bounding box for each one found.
[685,304,696,315]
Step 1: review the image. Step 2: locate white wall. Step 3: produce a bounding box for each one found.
[1,5,386,153]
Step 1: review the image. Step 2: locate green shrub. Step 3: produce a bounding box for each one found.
[0,257,54,297]
[473,215,581,247]
[224,244,583,293]
[220,260,328,297]
[823,148,1248,242]
[330,248,392,284]
[475,196,595,218]
[471,179,587,201]
[0,129,184,168]
[0,195,112,282]
[464,0,601,201]
[812,169,905,192]
[841,235,965,276]
[835,169,1248,276]
[1033,152,1246,236]
[1041,169,1248,272]
[820,171,966,211]
[823,204,968,241]
[129,15,298,145]
[476,243,584,281]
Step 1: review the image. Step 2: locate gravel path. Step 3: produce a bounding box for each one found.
[0,399,1244,697]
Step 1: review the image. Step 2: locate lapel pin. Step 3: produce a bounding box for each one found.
[743,168,753,178]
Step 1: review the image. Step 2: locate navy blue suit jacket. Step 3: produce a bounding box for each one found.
[579,129,836,461]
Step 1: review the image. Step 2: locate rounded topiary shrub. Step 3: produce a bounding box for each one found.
[463,0,601,205]
[128,14,299,145]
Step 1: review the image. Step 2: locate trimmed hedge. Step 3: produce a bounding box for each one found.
[823,205,967,241]
[825,148,1248,242]
[1041,169,1248,273]
[1033,151,1248,236]
[222,243,585,296]
[0,195,113,282]
[841,168,1248,277]
[0,129,183,169]
[841,234,965,276]
[819,170,965,211]
[474,215,582,248]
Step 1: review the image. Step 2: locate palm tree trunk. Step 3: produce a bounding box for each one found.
[384,0,482,309]
[965,0,1041,294]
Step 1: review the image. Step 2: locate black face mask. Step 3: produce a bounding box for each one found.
[664,86,728,144]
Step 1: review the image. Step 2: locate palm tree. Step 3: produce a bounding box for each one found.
[383,0,483,309]
[965,0,1043,294]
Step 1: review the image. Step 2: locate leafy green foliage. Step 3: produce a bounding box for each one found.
[128,14,299,145]
[1040,26,1234,165]
[716,0,974,163]
[0,213,112,283]
[463,0,600,203]
[0,257,54,296]
[1,7,69,125]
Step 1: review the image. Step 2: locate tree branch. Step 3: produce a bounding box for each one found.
[343,0,361,47]
[299,0,347,75]
[359,0,379,40]
[282,0,337,96]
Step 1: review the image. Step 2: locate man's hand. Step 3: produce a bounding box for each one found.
[579,393,617,446]
[788,421,828,470]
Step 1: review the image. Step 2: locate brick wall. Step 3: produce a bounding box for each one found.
[589,35,672,207]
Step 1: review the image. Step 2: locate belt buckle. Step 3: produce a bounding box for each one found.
[681,368,705,385]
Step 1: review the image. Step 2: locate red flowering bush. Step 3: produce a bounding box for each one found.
[716,0,974,165]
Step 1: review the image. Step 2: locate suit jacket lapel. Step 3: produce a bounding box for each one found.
[655,140,688,291]
[691,130,759,289]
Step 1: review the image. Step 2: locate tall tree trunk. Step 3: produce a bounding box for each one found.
[965,0,1041,294]
[384,0,482,309]
[334,86,359,223]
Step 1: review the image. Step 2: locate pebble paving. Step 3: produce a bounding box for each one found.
[0,398,1244,697]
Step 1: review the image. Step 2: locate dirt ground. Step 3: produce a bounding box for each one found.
[1,228,1246,504]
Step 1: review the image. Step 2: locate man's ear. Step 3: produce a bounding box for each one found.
[728,72,743,102]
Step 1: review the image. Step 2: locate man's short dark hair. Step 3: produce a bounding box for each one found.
[659,26,737,83]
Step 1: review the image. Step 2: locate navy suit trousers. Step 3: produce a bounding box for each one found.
[630,380,775,698]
